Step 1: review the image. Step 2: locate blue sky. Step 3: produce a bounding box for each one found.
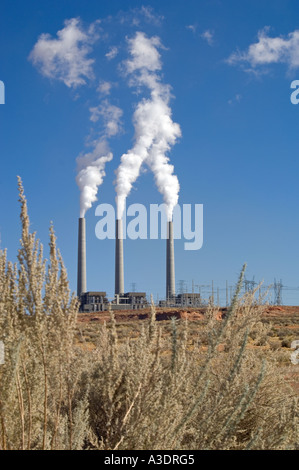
[1,0,299,304]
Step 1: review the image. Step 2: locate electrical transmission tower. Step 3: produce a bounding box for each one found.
[178,280,187,295]
[273,279,283,306]
[244,276,256,293]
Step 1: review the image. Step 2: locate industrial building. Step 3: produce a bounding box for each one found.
[159,292,202,308]
[80,291,108,312]
[77,215,178,312]
[175,292,202,307]
[112,292,148,309]
[79,291,148,312]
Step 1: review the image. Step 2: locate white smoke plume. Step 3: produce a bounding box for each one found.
[76,140,113,218]
[115,32,181,221]
[30,18,122,218]
[77,101,123,218]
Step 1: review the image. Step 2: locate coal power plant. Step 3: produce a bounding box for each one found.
[73,31,188,313]
[77,216,200,313]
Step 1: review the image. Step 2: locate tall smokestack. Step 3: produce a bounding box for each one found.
[115,219,124,295]
[166,220,175,301]
[77,217,87,297]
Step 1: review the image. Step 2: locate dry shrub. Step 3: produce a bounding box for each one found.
[87,277,298,450]
[0,178,88,450]
[0,179,298,450]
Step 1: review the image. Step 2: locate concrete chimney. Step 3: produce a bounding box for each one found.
[166,220,175,301]
[115,219,124,295]
[77,217,87,297]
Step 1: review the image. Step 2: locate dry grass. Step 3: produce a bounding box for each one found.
[0,178,298,450]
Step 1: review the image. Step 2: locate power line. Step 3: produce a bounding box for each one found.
[177,277,299,307]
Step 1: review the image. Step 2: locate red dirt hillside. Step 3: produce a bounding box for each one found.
[77,305,299,324]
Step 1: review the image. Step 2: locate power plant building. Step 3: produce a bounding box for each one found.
[77,215,181,312]
[112,292,148,309]
[79,291,148,312]
[80,291,108,312]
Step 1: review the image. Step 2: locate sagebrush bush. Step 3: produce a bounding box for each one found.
[0,179,298,450]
